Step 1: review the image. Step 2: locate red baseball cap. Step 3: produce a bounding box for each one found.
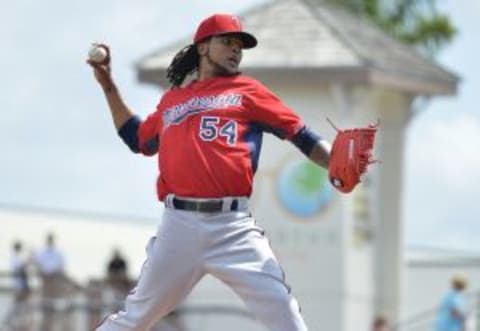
[193,14,257,49]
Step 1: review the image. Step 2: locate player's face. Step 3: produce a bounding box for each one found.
[205,35,244,75]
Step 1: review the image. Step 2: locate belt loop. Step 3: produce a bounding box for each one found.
[221,197,232,212]
[165,194,174,209]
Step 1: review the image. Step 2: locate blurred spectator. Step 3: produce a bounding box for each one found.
[34,232,65,277]
[86,249,131,329]
[34,232,75,331]
[434,273,469,331]
[106,248,132,295]
[4,240,33,331]
[372,315,389,331]
[107,248,128,280]
[10,240,31,302]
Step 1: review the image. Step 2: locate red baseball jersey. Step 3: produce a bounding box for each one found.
[134,74,304,201]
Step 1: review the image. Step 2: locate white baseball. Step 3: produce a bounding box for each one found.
[88,44,108,63]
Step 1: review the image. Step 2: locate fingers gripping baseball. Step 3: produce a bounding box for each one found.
[86,43,114,90]
[327,119,379,193]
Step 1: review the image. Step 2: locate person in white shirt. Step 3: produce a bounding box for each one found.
[34,232,72,331]
[34,233,64,276]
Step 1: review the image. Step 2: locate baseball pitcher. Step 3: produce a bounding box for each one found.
[87,13,376,331]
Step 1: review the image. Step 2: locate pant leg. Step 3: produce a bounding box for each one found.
[96,210,205,331]
[205,215,308,331]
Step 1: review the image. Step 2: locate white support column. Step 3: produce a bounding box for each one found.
[370,89,413,324]
[330,84,376,331]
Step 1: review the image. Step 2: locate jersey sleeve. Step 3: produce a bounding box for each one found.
[118,100,164,156]
[137,108,162,156]
[245,81,304,140]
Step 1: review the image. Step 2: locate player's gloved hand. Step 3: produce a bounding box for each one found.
[86,44,114,92]
[327,119,379,193]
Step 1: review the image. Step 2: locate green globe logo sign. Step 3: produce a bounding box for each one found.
[277,160,333,218]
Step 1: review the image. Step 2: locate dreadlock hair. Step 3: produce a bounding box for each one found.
[166,44,200,87]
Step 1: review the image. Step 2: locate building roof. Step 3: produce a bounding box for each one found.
[136,0,458,95]
[407,245,480,267]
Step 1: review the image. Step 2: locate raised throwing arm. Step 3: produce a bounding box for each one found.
[86,44,134,130]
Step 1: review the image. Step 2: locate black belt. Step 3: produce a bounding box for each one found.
[172,197,239,213]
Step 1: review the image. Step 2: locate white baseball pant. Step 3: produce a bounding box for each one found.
[95,199,308,331]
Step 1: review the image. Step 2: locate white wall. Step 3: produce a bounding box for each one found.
[0,209,156,282]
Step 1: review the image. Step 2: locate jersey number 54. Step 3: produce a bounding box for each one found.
[199,116,238,145]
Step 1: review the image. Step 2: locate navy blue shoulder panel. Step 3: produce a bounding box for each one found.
[291,126,321,156]
[243,123,320,172]
[244,123,264,174]
[118,116,141,153]
[255,123,287,140]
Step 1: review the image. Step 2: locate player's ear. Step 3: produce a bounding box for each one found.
[197,40,209,56]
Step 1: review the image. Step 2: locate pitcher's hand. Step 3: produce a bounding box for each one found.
[86,43,114,91]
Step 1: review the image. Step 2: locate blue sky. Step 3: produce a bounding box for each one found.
[1,0,479,251]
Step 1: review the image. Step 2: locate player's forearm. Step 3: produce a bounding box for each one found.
[102,85,135,130]
[308,140,331,169]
